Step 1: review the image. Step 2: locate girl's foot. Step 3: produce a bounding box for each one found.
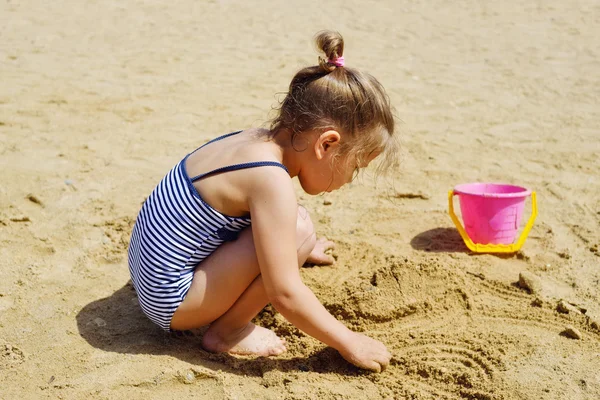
[202,322,286,356]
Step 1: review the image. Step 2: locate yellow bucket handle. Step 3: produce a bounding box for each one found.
[448,190,537,253]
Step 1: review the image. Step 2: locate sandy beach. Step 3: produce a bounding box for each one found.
[1,0,599,398]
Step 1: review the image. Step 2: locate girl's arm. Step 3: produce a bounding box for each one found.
[248,169,390,371]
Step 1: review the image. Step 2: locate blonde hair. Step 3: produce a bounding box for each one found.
[269,30,399,174]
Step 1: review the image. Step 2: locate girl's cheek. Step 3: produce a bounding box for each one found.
[346,170,355,184]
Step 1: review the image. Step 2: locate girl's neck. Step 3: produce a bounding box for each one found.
[271,128,308,179]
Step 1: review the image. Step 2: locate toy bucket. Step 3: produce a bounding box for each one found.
[448,183,537,253]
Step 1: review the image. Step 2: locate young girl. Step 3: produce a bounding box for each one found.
[128,31,397,372]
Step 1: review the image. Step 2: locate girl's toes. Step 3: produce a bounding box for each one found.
[270,344,286,356]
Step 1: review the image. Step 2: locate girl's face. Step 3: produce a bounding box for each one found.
[298,130,380,195]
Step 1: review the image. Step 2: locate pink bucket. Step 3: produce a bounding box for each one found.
[453,183,532,245]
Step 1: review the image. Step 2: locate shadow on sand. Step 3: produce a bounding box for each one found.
[410,227,469,253]
[76,282,363,377]
[411,227,525,261]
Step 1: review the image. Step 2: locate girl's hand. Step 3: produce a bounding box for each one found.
[338,332,392,372]
[305,237,335,265]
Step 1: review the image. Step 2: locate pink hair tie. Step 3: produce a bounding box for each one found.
[328,56,345,67]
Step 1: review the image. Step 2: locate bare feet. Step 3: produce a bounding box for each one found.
[201,323,287,356]
[306,237,335,265]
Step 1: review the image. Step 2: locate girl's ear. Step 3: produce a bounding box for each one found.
[314,130,341,160]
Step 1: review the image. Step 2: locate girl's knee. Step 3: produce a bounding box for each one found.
[297,205,316,258]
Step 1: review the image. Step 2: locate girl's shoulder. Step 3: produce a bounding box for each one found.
[185,129,293,217]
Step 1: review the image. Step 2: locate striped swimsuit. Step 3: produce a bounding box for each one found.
[127,131,288,331]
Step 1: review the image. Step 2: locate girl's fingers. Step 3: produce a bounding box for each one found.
[318,237,335,249]
[366,360,382,373]
[306,238,336,265]
[311,253,335,265]
[378,354,390,371]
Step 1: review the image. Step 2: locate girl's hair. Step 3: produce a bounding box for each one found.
[269,30,399,174]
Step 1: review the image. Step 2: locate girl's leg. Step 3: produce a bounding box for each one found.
[201,275,281,356]
[170,205,317,356]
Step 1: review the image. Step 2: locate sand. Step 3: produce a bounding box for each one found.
[1,0,599,399]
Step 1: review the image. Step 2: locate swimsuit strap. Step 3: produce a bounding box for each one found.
[197,130,243,150]
[190,161,289,182]
[189,130,289,182]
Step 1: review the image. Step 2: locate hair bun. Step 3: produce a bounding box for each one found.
[315,30,344,72]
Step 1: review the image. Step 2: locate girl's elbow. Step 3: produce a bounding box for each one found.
[269,292,293,312]
[269,287,302,313]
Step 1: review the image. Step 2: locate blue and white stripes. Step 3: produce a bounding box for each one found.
[128,156,251,331]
